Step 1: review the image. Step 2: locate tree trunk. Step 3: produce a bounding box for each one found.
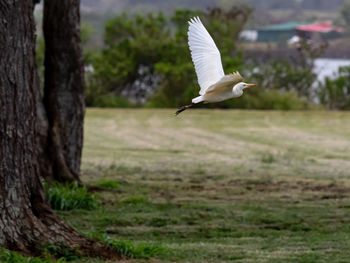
[0,0,117,258]
[42,0,85,183]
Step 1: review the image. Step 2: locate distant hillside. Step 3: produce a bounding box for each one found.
[81,0,346,14]
[81,0,215,14]
[78,0,346,47]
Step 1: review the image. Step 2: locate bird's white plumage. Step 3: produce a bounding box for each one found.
[188,17,225,95]
[175,17,255,115]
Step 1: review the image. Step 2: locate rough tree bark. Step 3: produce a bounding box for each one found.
[42,0,85,183]
[0,0,117,258]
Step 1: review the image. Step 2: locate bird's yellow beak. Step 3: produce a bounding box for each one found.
[245,83,256,87]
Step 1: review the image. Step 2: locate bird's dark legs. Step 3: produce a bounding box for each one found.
[175,103,195,115]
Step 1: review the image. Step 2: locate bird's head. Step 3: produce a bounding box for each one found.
[237,82,256,90]
[233,82,256,95]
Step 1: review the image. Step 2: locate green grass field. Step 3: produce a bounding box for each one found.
[48,109,350,262]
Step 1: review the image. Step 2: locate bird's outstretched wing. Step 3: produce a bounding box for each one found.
[188,17,225,95]
[205,72,244,94]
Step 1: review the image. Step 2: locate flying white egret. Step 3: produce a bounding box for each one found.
[176,17,256,115]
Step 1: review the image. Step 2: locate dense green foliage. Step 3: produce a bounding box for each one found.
[35,7,348,110]
[319,66,350,109]
[88,8,255,108]
[45,182,98,211]
[87,8,343,110]
[250,44,324,99]
[86,94,132,108]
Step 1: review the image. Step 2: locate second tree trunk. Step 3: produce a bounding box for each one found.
[43,0,85,183]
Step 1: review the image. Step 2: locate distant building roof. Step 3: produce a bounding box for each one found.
[259,22,309,31]
[297,21,344,33]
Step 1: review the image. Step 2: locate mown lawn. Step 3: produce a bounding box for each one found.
[7,109,350,263]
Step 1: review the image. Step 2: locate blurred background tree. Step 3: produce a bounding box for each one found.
[87,7,252,107]
[341,0,350,33]
[319,66,350,109]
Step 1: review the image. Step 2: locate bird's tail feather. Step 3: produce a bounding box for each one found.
[175,98,204,116]
[175,103,194,116]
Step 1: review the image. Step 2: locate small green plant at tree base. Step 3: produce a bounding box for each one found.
[38,243,79,261]
[110,239,165,259]
[90,234,167,259]
[44,182,98,211]
[0,248,60,263]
